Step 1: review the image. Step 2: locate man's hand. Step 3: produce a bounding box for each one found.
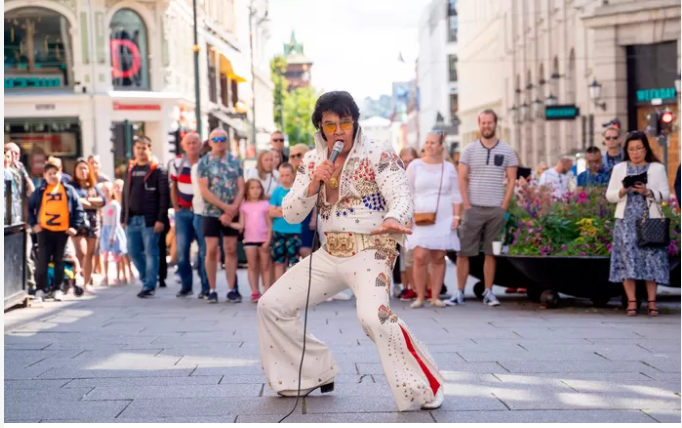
[219,213,233,226]
[370,218,413,235]
[463,202,473,210]
[312,160,334,183]
[153,221,165,233]
[33,225,43,234]
[109,238,115,245]
[309,217,317,231]
[501,201,509,210]
[66,228,77,236]
[223,203,238,218]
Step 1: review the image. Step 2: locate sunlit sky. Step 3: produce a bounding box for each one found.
[267,0,430,100]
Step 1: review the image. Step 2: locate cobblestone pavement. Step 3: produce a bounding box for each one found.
[4,263,681,423]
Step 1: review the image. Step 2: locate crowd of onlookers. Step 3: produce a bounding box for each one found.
[5,114,681,314]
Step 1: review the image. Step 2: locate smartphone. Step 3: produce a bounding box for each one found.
[622,172,648,188]
[517,167,532,180]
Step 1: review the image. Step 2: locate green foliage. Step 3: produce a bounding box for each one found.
[282,86,319,146]
[270,56,287,130]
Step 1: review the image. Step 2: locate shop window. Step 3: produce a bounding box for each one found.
[4,7,74,91]
[448,55,458,82]
[110,9,149,90]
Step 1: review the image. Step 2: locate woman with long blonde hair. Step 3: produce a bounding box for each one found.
[246,150,281,198]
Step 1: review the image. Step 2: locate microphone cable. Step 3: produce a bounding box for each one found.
[278,190,322,423]
[279,141,343,423]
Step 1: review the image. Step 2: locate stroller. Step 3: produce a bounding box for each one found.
[29,234,84,300]
[47,259,84,297]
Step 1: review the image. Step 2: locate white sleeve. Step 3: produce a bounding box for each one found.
[449,163,462,204]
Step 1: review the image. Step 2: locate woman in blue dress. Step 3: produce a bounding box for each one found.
[606,131,671,317]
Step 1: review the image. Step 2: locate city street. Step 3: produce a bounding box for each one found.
[4,263,681,423]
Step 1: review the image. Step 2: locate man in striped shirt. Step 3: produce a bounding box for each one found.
[171,133,207,298]
[450,109,518,307]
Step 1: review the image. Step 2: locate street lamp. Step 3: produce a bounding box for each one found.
[519,102,529,121]
[546,93,558,106]
[532,98,544,119]
[588,79,606,110]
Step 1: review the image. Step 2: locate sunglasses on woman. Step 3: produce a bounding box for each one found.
[290,153,303,159]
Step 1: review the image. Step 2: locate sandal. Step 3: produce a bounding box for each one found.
[626,300,638,317]
[647,300,659,317]
[430,299,446,308]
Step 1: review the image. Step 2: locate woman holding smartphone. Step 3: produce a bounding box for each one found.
[606,131,670,317]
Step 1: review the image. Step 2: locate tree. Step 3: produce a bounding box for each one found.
[283,87,319,147]
[270,56,287,131]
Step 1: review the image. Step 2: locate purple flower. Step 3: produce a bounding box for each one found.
[580,252,586,256]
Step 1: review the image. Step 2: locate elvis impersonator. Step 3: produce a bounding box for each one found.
[257,91,444,411]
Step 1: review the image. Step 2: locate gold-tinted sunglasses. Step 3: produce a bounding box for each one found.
[322,120,353,134]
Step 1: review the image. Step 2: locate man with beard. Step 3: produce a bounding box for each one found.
[450,109,518,308]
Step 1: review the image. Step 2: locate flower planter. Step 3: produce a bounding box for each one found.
[503,255,622,308]
[446,251,543,300]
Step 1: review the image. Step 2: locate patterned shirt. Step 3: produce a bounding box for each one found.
[460,140,518,207]
[197,152,243,218]
[577,167,611,188]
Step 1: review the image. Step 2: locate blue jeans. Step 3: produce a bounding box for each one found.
[176,209,209,294]
[126,216,160,291]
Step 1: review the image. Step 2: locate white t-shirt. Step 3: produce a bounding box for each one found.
[245,168,280,198]
[190,163,205,215]
[538,168,572,199]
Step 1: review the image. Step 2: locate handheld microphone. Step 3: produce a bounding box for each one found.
[329,140,344,163]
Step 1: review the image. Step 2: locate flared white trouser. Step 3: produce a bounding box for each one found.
[257,246,444,411]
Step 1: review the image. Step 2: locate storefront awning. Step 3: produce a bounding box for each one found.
[209,109,249,137]
[204,32,249,83]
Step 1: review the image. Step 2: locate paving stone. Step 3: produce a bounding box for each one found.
[118,397,300,418]
[37,368,195,379]
[641,409,682,423]
[4,379,71,389]
[431,409,655,423]
[500,391,680,410]
[496,360,659,374]
[236,411,435,423]
[83,383,262,400]
[4,387,92,403]
[40,416,235,423]
[4,400,130,421]
[64,375,222,388]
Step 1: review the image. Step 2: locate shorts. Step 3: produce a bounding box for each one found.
[270,231,301,266]
[458,206,506,257]
[300,212,315,248]
[243,242,265,247]
[76,210,100,238]
[202,216,240,238]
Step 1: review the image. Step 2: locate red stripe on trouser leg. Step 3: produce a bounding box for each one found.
[399,325,440,395]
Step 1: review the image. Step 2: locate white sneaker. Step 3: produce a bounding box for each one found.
[482,289,501,307]
[445,289,465,306]
[52,290,65,301]
[32,290,45,302]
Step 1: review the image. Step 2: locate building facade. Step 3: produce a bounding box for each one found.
[4,0,274,180]
[457,0,680,181]
[417,0,459,153]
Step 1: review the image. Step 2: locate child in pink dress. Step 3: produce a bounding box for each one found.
[233,179,272,302]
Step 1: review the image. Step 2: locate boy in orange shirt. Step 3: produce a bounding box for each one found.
[28,160,85,300]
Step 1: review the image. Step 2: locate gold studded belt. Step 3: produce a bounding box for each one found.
[323,232,397,258]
